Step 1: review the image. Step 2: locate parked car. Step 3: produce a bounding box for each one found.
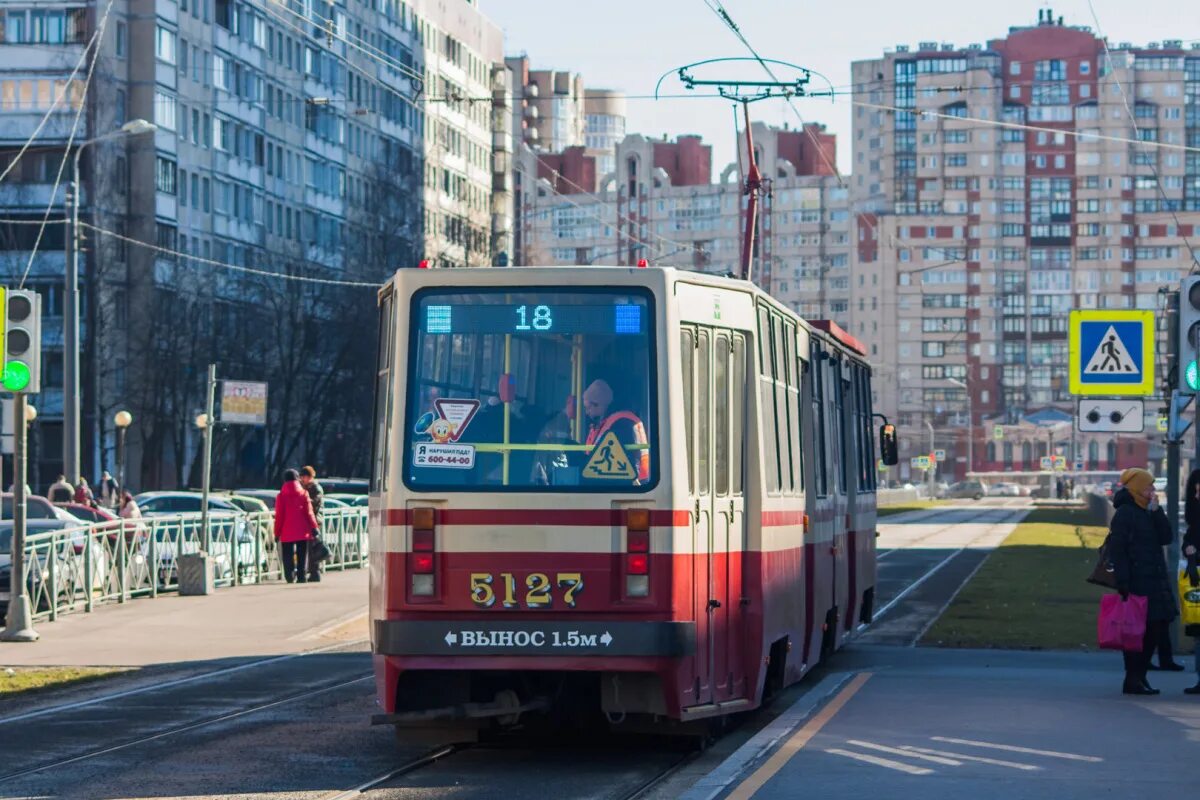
[0,518,99,614]
[317,478,368,495]
[946,480,987,500]
[990,482,1023,497]
[132,492,254,584]
[326,493,368,508]
[2,494,89,523]
[58,503,119,524]
[221,494,270,514]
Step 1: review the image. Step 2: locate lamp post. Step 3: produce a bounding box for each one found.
[924,419,936,495]
[947,377,972,478]
[65,119,156,488]
[114,410,131,496]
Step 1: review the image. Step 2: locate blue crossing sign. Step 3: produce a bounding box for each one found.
[1068,310,1155,396]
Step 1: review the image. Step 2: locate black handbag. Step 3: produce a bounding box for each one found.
[309,535,332,563]
[1087,535,1118,589]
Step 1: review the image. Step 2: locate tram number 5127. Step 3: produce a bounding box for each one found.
[470,572,583,608]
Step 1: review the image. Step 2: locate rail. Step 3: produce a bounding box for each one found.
[11,507,369,623]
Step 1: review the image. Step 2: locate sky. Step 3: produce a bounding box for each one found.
[493,0,1199,175]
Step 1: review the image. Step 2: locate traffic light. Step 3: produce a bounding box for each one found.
[1169,391,1195,441]
[3,289,40,393]
[1178,276,1200,393]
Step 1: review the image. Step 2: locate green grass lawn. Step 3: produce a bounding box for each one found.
[920,507,1116,650]
[877,500,944,518]
[0,666,125,697]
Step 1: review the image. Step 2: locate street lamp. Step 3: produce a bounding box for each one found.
[114,410,131,496]
[946,377,972,476]
[65,119,156,488]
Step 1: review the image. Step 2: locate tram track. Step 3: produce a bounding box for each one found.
[0,670,374,785]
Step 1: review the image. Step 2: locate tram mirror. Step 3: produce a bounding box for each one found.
[879,424,899,466]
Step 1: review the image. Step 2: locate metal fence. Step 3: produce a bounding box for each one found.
[16,507,369,622]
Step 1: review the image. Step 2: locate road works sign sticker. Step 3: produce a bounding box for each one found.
[433,398,480,442]
[1069,310,1155,396]
[582,431,637,480]
[413,442,475,469]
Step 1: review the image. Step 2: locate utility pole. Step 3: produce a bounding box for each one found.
[179,364,217,596]
[1167,291,1180,539]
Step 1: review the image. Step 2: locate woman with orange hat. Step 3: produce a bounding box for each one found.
[1108,467,1178,695]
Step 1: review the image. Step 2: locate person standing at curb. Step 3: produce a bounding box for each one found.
[1183,469,1200,695]
[299,465,325,583]
[1109,467,1178,695]
[274,469,318,584]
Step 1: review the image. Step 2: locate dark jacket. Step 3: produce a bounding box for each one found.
[273,480,318,543]
[1109,488,1177,621]
[304,479,324,522]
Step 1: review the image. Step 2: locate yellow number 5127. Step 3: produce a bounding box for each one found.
[469,572,584,609]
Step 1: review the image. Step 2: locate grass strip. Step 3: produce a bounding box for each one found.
[920,507,1113,651]
[0,666,124,697]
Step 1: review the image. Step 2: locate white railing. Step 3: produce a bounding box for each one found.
[14,507,368,623]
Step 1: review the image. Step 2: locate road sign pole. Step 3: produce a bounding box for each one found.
[1167,292,1180,540]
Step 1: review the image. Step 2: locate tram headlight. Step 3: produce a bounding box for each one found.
[626,574,650,597]
[411,573,435,596]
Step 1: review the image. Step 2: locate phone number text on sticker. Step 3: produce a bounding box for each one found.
[413,443,475,469]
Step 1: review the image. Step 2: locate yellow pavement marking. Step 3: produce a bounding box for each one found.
[726,672,872,800]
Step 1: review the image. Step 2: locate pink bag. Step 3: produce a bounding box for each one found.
[1098,593,1148,651]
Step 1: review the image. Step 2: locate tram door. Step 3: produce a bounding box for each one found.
[684,325,747,705]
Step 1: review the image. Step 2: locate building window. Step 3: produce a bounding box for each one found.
[154,90,177,130]
[155,156,177,195]
[115,20,126,56]
[155,25,176,64]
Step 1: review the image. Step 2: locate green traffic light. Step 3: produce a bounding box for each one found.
[2,361,29,392]
[1188,360,1200,392]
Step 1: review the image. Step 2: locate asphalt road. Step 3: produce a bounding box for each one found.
[0,502,1030,800]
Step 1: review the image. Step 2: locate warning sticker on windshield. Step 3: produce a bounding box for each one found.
[582,432,637,480]
[413,443,475,469]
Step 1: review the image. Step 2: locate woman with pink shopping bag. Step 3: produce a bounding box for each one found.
[1107,468,1178,695]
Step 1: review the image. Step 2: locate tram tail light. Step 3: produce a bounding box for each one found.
[625,511,651,597]
[409,508,437,596]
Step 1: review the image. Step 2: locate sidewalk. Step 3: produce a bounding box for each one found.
[0,569,368,667]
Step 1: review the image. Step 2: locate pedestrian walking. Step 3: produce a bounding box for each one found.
[298,465,325,582]
[1183,469,1200,695]
[98,471,120,510]
[1108,467,1178,695]
[48,475,73,504]
[273,468,318,584]
[74,477,95,507]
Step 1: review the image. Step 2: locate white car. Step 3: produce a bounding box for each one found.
[131,492,254,584]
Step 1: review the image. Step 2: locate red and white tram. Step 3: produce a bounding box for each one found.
[368,266,898,738]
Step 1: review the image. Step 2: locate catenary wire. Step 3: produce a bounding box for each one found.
[81,222,383,288]
[19,0,116,290]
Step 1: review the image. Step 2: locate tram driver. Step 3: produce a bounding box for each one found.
[581,378,650,482]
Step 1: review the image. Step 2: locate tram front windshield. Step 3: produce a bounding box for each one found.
[404,288,656,492]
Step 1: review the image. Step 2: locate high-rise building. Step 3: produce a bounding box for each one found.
[0,0,509,489]
[506,55,585,153]
[584,89,625,178]
[851,10,1200,479]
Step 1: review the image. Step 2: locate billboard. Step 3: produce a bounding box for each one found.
[220,381,268,425]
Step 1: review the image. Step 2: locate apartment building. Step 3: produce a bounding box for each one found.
[0,0,509,489]
[851,10,1199,479]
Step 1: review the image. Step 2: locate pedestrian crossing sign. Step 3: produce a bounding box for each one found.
[582,432,637,480]
[1068,310,1155,396]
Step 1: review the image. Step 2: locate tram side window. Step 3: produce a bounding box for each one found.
[371,289,396,493]
[856,365,877,492]
[832,358,847,495]
[757,306,781,493]
[810,344,828,497]
[681,329,694,494]
[715,333,730,495]
[777,317,796,494]
[732,334,746,496]
[698,330,711,495]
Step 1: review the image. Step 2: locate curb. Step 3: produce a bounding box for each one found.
[677,671,856,800]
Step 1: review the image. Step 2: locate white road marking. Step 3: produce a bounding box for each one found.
[845,740,962,765]
[900,745,1040,771]
[931,737,1103,762]
[825,748,934,775]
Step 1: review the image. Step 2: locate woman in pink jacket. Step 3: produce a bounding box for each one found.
[274,469,319,583]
